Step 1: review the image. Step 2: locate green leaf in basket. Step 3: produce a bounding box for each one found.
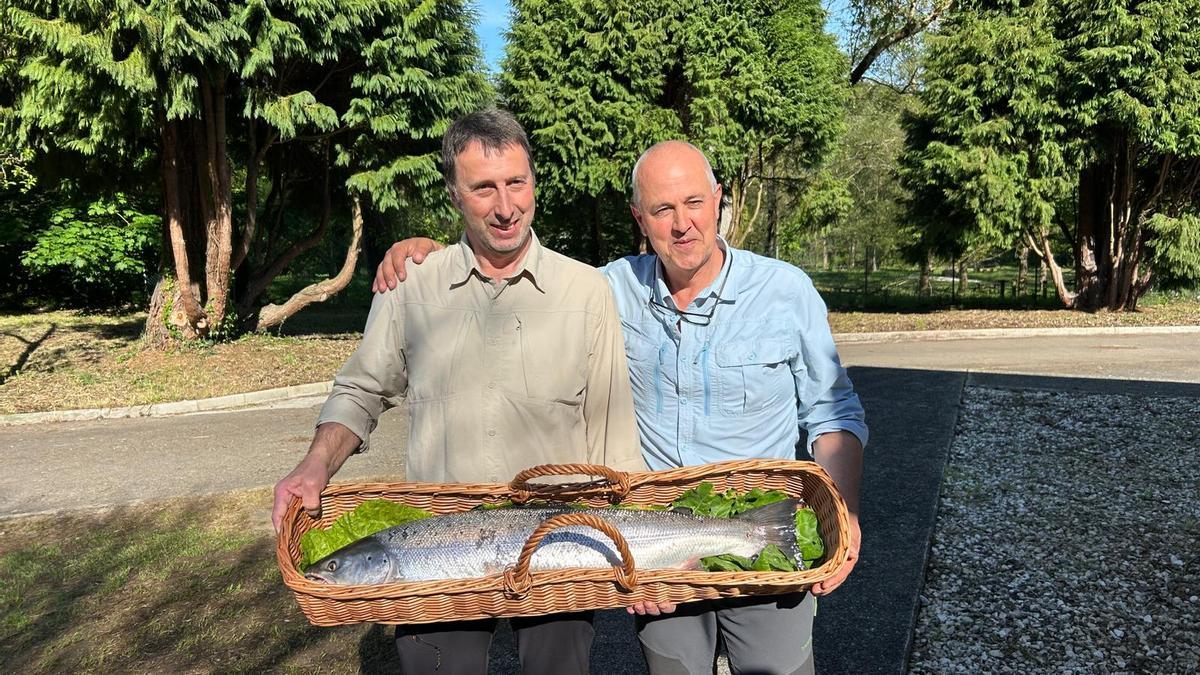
[298,499,432,569]
[731,487,790,515]
[794,507,824,565]
[751,544,798,572]
[700,553,756,572]
[671,482,791,518]
[299,527,344,569]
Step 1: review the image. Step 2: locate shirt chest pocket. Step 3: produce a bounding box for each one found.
[623,330,666,412]
[517,311,588,405]
[714,338,796,415]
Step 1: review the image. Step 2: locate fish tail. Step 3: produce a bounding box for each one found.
[734,498,802,563]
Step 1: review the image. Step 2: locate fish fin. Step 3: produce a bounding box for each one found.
[734,498,802,563]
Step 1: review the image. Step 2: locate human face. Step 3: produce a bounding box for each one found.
[450,141,536,272]
[631,145,723,290]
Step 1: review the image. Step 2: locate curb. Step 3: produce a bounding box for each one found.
[833,324,1200,344]
[0,381,333,427]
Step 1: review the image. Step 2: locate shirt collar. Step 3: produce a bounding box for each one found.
[450,229,547,293]
[651,236,736,310]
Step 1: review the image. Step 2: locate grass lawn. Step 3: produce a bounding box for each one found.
[2,286,1198,415]
[0,490,400,674]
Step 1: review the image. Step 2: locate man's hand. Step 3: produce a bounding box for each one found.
[371,237,445,292]
[272,455,331,533]
[626,601,678,616]
[271,423,361,533]
[810,430,864,596]
[811,513,860,595]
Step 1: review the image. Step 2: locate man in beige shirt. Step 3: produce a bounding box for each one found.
[271,108,643,675]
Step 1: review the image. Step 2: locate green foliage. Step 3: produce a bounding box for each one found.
[670,481,790,518]
[4,0,490,332]
[502,0,846,263]
[902,0,1200,307]
[299,499,432,568]
[1148,213,1200,288]
[19,193,159,307]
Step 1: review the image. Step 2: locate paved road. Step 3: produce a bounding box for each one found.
[838,331,1200,383]
[0,397,409,517]
[3,330,1193,519]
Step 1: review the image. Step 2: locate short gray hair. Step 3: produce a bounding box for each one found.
[630,140,718,206]
[443,108,535,195]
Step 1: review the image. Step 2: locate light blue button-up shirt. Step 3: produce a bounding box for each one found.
[601,241,868,471]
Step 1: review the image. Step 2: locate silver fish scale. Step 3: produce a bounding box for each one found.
[370,506,777,582]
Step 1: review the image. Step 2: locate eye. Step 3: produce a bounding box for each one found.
[326,560,338,572]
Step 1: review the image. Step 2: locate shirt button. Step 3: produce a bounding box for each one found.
[488,429,496,437]
[488,382,496,389]
[681,397,689,406]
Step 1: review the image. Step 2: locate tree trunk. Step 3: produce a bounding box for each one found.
[256,197,364,331]
[765,173,779,258]
[1071,137,1149,312]
[159,117,208,339]
[590,196,603,267]
[142,275,172,349]
[918,250,932,296]
[1016,242,1029,295]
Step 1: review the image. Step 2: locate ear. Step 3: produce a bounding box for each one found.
[630,203,649,237]
[447,184,462,209]
[713,184,723,219]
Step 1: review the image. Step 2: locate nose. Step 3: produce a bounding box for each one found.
[672,208,690,235]
[494,188,514,222]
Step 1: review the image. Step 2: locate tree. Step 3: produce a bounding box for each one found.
[5,0,487,340]
[833,0,956,88]
[901,0,1200,311]
[501,0,846,262]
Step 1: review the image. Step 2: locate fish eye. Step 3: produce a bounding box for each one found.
[326,560,338,572]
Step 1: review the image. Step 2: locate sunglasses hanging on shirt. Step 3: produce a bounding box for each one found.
[647,261,731,327]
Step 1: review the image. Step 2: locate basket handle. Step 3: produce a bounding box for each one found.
[503,511,640,598]
[508,463,631,503]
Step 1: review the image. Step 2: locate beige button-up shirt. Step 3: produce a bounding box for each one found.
[317,232,645,483]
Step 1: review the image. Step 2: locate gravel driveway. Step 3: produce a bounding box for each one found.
[908,386,1200,673]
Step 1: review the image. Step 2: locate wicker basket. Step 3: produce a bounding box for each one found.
[276,459,850,626]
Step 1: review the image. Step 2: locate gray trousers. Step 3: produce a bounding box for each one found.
[636,593,816,675]
[394,610,595,675]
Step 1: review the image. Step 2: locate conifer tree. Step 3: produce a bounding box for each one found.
[4,0,487,340]
[902,0,1200,310]
[501,0,846,261]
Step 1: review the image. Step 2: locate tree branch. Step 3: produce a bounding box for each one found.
[850,0,955,85]
[255,196,364,331]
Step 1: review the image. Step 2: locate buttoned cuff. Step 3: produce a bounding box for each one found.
[315,396,377,453]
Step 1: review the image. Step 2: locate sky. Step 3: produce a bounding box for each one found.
[473,0,511,73]
[471,0,852,74]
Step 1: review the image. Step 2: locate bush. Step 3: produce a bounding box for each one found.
[20,194,160,308]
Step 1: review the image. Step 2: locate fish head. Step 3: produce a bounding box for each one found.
[303,538,394,585]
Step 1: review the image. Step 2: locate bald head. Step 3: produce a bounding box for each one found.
[630,140,718,207]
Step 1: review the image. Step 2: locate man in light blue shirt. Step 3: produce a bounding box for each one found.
[606,140,865,675]
[375,140,866,675]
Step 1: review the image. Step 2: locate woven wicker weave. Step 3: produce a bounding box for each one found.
[276,459,850,626]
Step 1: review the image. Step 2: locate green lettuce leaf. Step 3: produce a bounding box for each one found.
[794,507,824,565]
[700,553,756,572]
[299,499,432,568]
